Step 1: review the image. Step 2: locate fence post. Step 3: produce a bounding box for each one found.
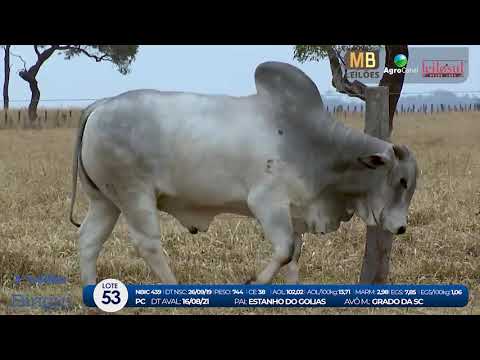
[360,86,393,284]
[364,87,390,140]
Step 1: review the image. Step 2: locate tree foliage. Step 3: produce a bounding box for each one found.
[294,45,380,63]
[17,45,139,124]
[57,45,139,74]
[30,45,139,74]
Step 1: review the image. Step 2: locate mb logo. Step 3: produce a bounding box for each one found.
[346,50,379,70]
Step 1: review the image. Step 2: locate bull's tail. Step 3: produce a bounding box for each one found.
[69,100,107,228]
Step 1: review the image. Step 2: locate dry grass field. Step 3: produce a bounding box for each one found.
[0,109,479,315]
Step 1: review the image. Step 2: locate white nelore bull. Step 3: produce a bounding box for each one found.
[70,61,418,285]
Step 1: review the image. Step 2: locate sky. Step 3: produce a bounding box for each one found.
[2,45,479,108]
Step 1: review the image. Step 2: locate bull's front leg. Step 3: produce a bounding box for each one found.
[246,185,295,284]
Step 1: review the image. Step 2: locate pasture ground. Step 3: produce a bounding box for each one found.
[0,111,479,315]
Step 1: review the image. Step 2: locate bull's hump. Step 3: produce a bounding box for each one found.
[254,61,324,111]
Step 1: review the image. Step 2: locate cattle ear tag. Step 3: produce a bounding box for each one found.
[357,153,389,170]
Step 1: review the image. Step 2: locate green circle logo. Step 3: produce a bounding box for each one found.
[394,54,408,68]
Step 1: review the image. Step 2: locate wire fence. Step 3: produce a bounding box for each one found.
[5,90,480,102]
[1,90,480,129]
[325,103,480,115]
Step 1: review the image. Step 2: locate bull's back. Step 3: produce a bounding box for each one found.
[82,90,279,205]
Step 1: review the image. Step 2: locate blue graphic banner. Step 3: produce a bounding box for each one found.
[83,284,469,308]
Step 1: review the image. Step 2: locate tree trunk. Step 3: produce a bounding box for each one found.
[18,45,58,125]
[3,45,10,109]
[28,78,40,124]
[19,70,40,125]
[379,45,409,133]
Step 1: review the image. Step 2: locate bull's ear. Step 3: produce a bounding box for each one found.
[393,144,409,161]
[357,153,391,170]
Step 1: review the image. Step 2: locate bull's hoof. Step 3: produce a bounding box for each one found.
[189,227,199,234]
[86,308,101,315]
[245,276,256,285]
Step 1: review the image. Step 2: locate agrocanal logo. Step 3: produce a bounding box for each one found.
[394,54,408,68]
[384,53,418,75]
[345,51,418,79]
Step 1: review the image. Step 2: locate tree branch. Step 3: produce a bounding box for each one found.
[57,45,112,62]
[327,48,367,101]
[333,48,348,69]
[34,45,40,57]
[10,51,27,71]
[18,45,58,82]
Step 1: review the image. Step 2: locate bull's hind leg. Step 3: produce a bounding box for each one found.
[79,197,120,285]
[285,234,304,284]
[246,185,295,284]
[118,189,177,284]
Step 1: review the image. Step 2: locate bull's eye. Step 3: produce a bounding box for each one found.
[400,178,407,189]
